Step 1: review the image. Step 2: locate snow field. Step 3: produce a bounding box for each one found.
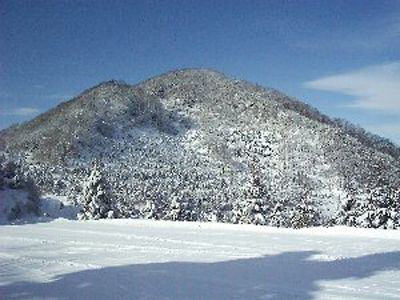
[0,219,400,299]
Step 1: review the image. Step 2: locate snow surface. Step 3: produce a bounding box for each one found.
[0,220,399,299]
[39,195,80,220]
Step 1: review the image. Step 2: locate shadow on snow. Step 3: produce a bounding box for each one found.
[2,251,400,299]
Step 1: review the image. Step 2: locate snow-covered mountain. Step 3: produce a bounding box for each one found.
[1,69,399,228]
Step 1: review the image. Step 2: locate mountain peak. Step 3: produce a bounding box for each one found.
[159,68,227,78]
[79,79,129,97]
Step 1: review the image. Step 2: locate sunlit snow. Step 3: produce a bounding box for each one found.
[1,219,399,299]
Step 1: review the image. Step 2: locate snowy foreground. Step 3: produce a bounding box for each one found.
[1,220,400,300]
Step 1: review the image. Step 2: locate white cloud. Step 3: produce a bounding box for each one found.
[0,107,40,116]
[304,62,400,112]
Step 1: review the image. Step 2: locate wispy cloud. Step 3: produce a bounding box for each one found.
[304,62,400,112]
[0,107,40,116]
[273,8,400,53]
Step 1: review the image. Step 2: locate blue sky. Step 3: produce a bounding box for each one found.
[1,0,399,144]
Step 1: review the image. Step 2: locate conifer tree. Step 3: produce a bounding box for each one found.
[167,196,181,221]
[79,162,113,220]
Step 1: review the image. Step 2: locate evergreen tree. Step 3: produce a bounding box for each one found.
[142,199,157,219]
[269,203,286,227]
[79,162,113,220]
[290,193,321,229]
[239,170,269,225]
[166,196,181,221]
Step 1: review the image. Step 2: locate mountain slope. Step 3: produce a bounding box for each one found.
[1,69,399,228]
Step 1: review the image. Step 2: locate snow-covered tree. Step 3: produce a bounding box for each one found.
[335,195,357,226]
[336,188,400,229]
[236,170,269,225]
[290,195,321,229]
[269,203,287,227]
[141,199,157,219]
[166,196,181,221]
[79,162,113,220]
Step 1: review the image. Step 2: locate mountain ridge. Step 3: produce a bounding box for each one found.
[3,68,398,159]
